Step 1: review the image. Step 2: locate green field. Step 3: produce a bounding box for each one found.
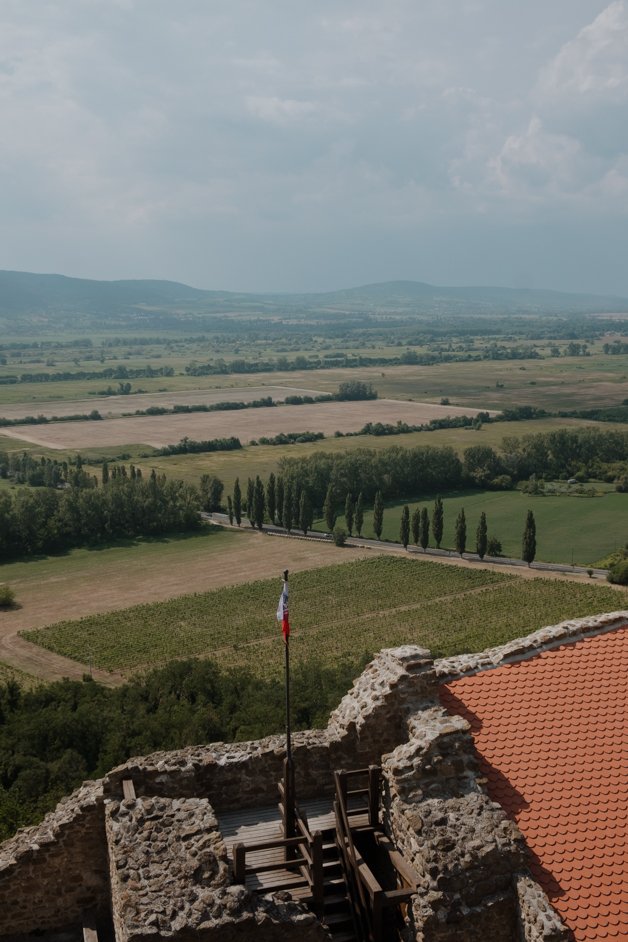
[331,488,628,566]
[23,557,625,678]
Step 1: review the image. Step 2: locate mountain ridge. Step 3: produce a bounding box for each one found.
[1,269,627,331]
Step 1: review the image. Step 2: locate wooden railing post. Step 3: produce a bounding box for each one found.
[233,842,246,884]
[368,765,380,828]
[311,829,324,910]
[372,889,384,942]
[282,757,296,861]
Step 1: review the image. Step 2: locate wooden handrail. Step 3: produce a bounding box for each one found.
[334,766,418,942]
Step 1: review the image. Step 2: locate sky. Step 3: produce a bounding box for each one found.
[1,0,628,295]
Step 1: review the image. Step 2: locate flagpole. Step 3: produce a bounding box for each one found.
[284,571,292,768]
[279,569,295,844]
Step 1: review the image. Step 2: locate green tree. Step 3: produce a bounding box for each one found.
[411,508,420,546]
[226,495,234,526]
[232,478,242,527]
[355,492,364,537]
[455,508,467,556]
[433,496,444,548]
[299,490,314,535]
[199,475,224,512]
[101,461,109,486]
[323,484,336,532]
[253,476,265,530]
[276,476,284,527]
[399,505,410,549]
[373,491,384,540]
[419,507,430,551]
[522,510,536,566]
[266,473,276,524]
[476,511,488,560]
[344,493,354,536]
[246,478,255,527]
[283,483,294,533]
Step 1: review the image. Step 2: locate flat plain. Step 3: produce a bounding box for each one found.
[0,398,490,449]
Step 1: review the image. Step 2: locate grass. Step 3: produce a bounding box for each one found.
[22,556,624,678]
[0,662,40,689]
[332,488,628,566]
[0,527,239,587]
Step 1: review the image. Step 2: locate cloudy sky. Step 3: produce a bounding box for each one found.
[1,1,627,294]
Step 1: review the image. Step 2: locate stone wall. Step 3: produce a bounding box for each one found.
[381,705,526,942]
[104,646,436,811]
[515,875,570,942]
[0,781,109,936]
[105,795,328,942]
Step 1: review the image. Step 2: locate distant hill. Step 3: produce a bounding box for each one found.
[1,270,627,334]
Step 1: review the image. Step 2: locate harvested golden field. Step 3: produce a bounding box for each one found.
[1,398,490,450]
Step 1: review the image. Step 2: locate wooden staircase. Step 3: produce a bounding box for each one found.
[218,766,416,942]
[319,828,358,942]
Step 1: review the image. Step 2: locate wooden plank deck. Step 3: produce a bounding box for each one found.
[217,797,332,897]
[217,795,369,899]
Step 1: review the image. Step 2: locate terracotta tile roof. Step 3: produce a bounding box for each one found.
[440,626,628,942]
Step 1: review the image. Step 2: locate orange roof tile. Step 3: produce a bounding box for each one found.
[440,626,628,942]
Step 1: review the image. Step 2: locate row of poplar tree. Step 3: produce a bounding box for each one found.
[221,473,537,564]
[396,502,537,564]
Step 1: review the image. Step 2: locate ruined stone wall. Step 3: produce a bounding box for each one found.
[515,875,571,942]
[0,646,434,938]
[105,795,329,942]
[104,646,436,811]
[0,781,109,936]
[381,705,526,942]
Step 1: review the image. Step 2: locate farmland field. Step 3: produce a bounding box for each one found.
[334,487,628,566]
[0,385,327,420]
[23,556,626,679]
[0,398,490,450]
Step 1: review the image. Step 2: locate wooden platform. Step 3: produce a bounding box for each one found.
[218,797,337,898]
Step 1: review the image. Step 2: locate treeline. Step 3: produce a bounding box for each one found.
[221,428,628,538]
[0,466,201,561]
[183,351,496,377]
[272,427,628,510]
[257,432,325,446]
[0,655,366,841]
[0,365,174,385]
[0,410,102,428]
[154,436,242,456]
[223,427,628,535]
[558,403,628,424]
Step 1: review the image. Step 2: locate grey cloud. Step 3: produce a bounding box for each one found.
[0,0,626,292]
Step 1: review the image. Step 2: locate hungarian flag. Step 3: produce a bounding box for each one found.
[276,579,290,641]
